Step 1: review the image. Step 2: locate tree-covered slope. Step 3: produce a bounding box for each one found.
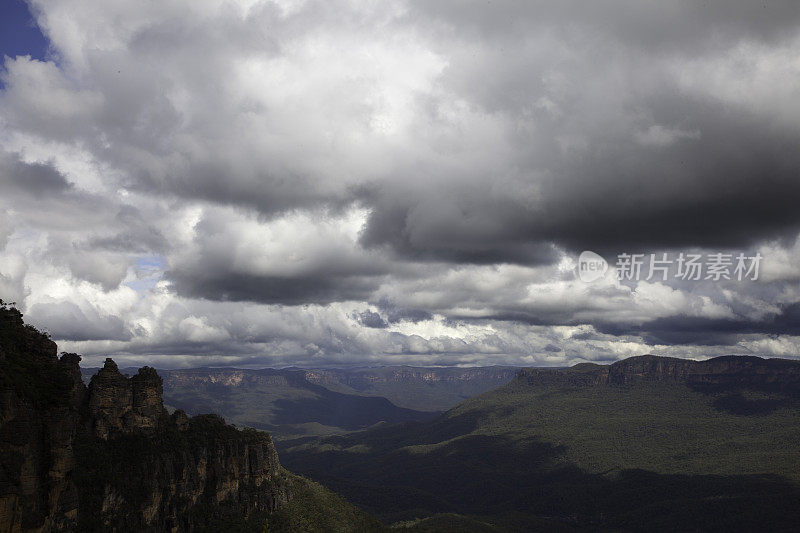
[280,355,800,531]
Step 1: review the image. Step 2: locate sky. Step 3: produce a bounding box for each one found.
[1,0,800,368]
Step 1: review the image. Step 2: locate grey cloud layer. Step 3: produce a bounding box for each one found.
[1,0,799,365]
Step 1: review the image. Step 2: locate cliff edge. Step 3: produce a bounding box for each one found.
[0,303,289,532]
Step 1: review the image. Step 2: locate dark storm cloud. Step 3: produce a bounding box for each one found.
[162,206,392,305]
[135,163,353,220]
[387,308,433,324]
[358,186,562,266]
[84,205,170,253]
[0,153,72,197]
[356,309,388,329]
[374,299,433,324]
[460,312,570,327]
[597,303,800,347]
[358,18,800,263]
[86,230,168,254]
[541,99,800,254]
[167,270,381,306]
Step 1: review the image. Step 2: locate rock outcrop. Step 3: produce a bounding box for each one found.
[0,304,290,532]
[87,359,168,439]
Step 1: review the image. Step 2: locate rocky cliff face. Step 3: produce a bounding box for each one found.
[0,305,289,532]
[0,306,81,533]
[87,359,168,439]
[517,354,800,390]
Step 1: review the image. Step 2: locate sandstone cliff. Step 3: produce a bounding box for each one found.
[517,354,800,390]
[0,304,290,532]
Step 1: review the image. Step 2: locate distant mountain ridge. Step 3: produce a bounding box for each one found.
[519,354,800,388]
[301,365,518,411]
[281,353,800,531]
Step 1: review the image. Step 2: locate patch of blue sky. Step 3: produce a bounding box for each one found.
[126,255,167,295]
[1,0,50,89]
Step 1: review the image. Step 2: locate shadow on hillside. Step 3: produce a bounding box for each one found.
[277,406,506,454]
[270,385,438,429]
[282,431,800,531]
[710,392,787,416]
[688,381,800,416]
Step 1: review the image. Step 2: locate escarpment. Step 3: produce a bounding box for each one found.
[517,354,800,390]
[0,304,289,532]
